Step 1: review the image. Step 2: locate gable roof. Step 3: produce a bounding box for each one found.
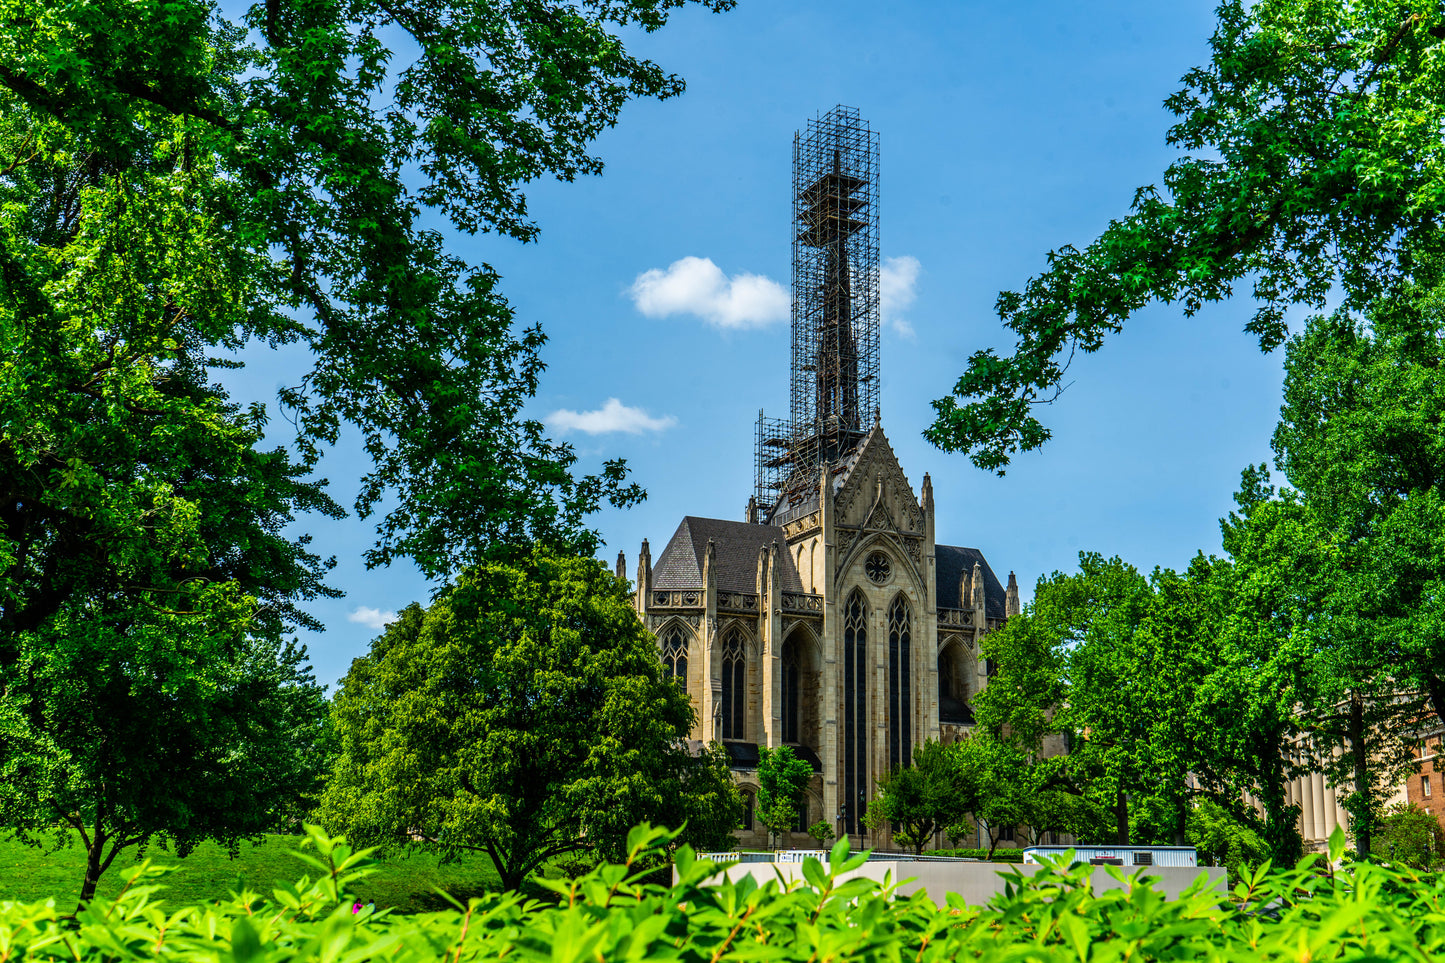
[652,516,806,594]
[935,544,1007,620]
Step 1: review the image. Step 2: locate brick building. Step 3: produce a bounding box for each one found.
[1408,716,1445,825]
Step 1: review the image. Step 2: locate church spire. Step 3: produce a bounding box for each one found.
[754,107,880,511]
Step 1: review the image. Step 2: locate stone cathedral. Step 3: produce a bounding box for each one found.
[617,108,1022,850]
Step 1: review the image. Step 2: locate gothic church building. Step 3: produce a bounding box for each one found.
[620,108,1021,850]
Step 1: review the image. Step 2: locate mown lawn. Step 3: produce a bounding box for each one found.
[0,833,503,913]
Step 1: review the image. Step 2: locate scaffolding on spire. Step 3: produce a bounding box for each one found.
[755,106,880,516]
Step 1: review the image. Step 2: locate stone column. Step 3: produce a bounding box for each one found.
[634,539,651,613]
[920,474,940,747]
[818,466,840,840]
[763,542,782,749]
[1311,771,1327,845]
[1323,782,1339,839]
[1301,775,1316,843]
[702,540,719,742]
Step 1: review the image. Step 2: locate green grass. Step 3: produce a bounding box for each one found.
[0,833,503,913]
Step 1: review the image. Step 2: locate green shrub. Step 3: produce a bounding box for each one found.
[931,847,1025,862]
[1187,798,1270,883]
[3,825,1445,961]
[1372,802,1445,871]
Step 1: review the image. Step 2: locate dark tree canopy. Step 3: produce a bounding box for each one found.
[927,0,1445,472]
[2,0,735,577]
[0,0,732,903]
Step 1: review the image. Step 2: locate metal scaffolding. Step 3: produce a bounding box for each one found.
[755,106,880,514]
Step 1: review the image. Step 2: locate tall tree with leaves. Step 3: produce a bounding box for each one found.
[757,746,814,851]
[3,0,736,583]
[866,740,973,855]
[976,554,1173,845]
[976,554,1259,848]
[318,549,742,891]
[927,0,1445,472]
[0,0,730,900]
[1218,268,1445,857]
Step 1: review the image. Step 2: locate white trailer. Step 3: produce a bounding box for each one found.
[1022,845,1199,868]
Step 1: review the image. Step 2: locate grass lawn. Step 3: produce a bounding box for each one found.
[0,833,503,913]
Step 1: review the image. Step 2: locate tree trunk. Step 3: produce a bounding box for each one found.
[1348,691,1372,860]
[1114,790,1129,846]
[76,829,107,910]
[496,861,524,892]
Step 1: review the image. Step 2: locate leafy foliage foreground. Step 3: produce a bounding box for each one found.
[4,826,1445,962]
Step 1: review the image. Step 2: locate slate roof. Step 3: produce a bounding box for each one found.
[652,516,806,594]
[935,544,1007,620]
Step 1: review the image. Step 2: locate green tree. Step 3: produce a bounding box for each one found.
[973,553,1290,852]
[806,820,836,849]
[1271,275,1445,729]
[976,555,1182,845]
[2,0,737,576]
[1373,802,1445,870]
[756,746,813,851]
[866,740,970,855]
[0,610,327,907]
[0,0,729,902]
[1216,271,1445,857]
[943,734,1106,857]
[926,0,1445,472]
[0,306,336,903]
[1186,799,1270,881]
[318,548,741,891]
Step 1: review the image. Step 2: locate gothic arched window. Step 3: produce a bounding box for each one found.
[721,629,746,740]
[782,640,800,745]
[888,594,913,772]
[842,591,868,835]
[661,626,688,685]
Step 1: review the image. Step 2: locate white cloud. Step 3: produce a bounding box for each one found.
[629,256,789,329]
[546,398,678,436]
[881,255,921,339]
[348,606,397,631]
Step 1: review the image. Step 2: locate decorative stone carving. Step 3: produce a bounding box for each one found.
[835,434,925,535]
[652,590,702,608]
[649,613,703,633]
[783,511,821,539]
[717,591,760,613]
[780,592,824,613]
[902,537,923,566]
[938,632,972,652]
[937,607,973,627]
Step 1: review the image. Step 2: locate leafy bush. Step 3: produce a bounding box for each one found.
[1372,802,1445,871]
[4,825,1445,960]
[931,847,1025,862]
[1187,798,1270,882]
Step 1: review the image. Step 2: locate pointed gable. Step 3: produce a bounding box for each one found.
[831,425,924,534]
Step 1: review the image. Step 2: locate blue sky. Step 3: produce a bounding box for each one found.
[236,0,1295,689]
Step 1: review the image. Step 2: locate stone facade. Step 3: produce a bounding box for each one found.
[622,424,1019,850]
